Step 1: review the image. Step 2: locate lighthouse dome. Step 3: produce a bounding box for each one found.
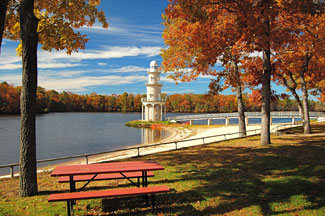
[150,60,158,68]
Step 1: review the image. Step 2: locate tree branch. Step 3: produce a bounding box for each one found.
[0,0,9,54]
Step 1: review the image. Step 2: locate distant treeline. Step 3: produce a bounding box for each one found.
[0,82,324,114]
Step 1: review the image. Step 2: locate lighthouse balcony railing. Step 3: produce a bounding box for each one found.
[141,97,166,102]
[147,69,160,73]
[146,81,162,85]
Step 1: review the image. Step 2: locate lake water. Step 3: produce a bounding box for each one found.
[0,112,170,168]
[0,112,300,174]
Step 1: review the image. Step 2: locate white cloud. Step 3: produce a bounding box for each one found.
[80,23,164,44]
[0,46,162,70]
[107,66,147,73]
[0,52,20,68]
[38,75,147,92]
[37,46,161,62]
[98,62,107,66]
[0,74,21,85]
[39,69,88,78]
[38,62,84,69]
[0,63,21,70]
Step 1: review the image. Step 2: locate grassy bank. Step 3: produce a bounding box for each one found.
[125,120,174,127]
[1,123,325,215]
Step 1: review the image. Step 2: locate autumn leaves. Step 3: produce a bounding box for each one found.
[161,0,325,143]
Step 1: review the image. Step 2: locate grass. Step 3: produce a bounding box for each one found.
[1,123,325,215]
[125,120,174,127]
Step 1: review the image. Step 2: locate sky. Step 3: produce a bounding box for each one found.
[0,0,287,96]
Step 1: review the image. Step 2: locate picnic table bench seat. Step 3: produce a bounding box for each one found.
[58,171,154,183]
[48,185,170,215]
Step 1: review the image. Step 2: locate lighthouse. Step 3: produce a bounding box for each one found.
[141,61,166,121]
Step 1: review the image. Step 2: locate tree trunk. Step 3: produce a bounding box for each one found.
[19,0,39,197]
[261,48,271,145]
[300,54,312,134]
[260,5,272,146]
[233,62,246,137]
[0,0,8,53]
[279,74,304,122]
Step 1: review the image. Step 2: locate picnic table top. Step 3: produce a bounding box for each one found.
[51,161,164,177]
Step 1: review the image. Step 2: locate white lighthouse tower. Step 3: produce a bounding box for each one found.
[141,61,166,121]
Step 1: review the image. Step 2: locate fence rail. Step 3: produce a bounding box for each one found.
[0,123,301,178]
[167,111,324,121]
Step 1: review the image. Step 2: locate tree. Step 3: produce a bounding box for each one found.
[162,0,276,144]
[162,0,322,145]
[3,0,108,196]
[209,46,248,136]
[273,5,325,134]
[162,1,250,137]
[0,0,8,52]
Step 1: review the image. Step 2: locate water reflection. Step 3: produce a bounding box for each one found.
[141,127,170,144]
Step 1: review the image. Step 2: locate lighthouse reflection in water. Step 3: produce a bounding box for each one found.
[141,127,170,144]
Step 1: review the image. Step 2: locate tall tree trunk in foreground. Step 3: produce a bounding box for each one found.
[19,0,39,197]
[0,0,8,53]
[233,62,246,137]
[261,47,272,145]
[260,8,272,146]
[299,54,312,134]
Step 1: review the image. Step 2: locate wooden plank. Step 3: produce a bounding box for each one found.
[58,171,154,183]
[51,161,164,177]
[48,185,170,202]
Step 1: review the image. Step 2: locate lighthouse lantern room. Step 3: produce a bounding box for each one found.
[141,61,166,121]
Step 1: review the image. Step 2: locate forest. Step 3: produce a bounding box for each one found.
[1,82,324,114]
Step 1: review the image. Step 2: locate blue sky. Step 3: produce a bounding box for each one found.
[0,0,287,96]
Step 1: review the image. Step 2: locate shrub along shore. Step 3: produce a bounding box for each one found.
[0,123,324,215]
[1,82,324,114]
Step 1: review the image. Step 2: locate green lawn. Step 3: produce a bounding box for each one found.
[1,123,325,215]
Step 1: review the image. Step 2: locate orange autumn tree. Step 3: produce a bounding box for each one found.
[162,0,284,145]
[162,1,251,137]
[273,4,325,134]
[2,0,107,196]
[162,0,322,145]
[208,46,249,136]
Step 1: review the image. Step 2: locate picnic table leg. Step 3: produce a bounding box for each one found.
[142,171,149,205]
[69,176,76,192]
[69,176,76,206]
[151,194,156,213]
[144,171,148,187]
[67,200,74,216]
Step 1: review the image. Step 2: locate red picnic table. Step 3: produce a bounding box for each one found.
[49,161,169,215]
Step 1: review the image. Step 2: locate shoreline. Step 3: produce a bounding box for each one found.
[0,123,299,179]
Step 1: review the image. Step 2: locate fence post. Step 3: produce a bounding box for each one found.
[10,165,14,178]
[137,147,140,157]
[175,142,178,150]
[85,155,89,164]
[202,138,205,144]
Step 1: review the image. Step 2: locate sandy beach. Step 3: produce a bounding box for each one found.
[84,123,296,163]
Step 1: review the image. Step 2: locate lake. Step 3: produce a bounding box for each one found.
[0,112,171,168]
[0,112,300,172]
